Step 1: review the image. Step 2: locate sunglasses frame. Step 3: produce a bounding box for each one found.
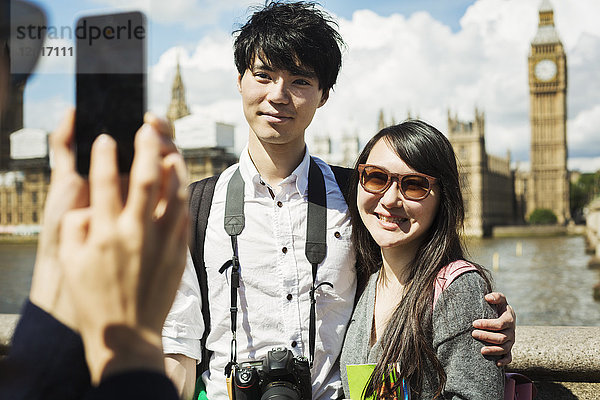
[357,164,438,200]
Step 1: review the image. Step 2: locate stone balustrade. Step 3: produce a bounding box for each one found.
[1,315,599,399]
[508,326,600,399]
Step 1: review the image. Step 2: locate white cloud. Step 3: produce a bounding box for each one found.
[147,33,247,146]
[91,0,253,28]
[568,157,600,173]
[147,32,239,118]
[24,95,71,133]
[305,0,599,170]
[568,104,600,159]
[86,0,599,171]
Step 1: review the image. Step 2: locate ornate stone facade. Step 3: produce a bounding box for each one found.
[181,147,237,183]
[527,0,570,224]
[0,160,49,232]
[0,80,48,234]
[310,134,360,168]
[448,109,517,236]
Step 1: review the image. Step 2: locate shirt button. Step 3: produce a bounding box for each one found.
[277,201,283,208]
[282,247,288,254]
[291,341,297,348]
[287,294,293,301]
[334,231,341,238]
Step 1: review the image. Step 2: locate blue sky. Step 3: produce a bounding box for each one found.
[25,0,475,103]
[21,0,600,172]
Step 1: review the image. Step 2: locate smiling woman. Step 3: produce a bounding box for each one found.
[341,120,504,400]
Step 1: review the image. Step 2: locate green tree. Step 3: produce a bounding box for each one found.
[570,171,600,222]
[529,208,558,225]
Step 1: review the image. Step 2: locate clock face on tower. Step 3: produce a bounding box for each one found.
[534,59,557,81]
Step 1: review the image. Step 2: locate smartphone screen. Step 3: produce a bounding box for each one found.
[75,11,146,175]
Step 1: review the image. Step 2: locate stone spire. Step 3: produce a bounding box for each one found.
[377,109,386,131]
[539,0,553,14]
[166,57,191,135]
[532,0,560,44]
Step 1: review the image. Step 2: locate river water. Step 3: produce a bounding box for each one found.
[1,236,599,325]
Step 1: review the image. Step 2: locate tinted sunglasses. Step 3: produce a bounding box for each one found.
[357,164,437,200]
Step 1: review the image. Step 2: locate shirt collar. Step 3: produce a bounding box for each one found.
[238,145,311,197]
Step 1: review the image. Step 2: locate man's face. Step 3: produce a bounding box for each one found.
[237,56,329,148]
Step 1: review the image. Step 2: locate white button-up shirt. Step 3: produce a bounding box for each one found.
[162,147,357,399]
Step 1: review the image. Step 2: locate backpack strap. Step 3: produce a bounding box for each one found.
[187,174,220,376]
[433,260,478,309]
[329,164,367,297]
[329,164,353,206]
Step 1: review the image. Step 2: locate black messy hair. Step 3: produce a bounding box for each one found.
[233,1,344,91]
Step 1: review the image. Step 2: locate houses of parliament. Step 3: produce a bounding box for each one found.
[0,1,570,237]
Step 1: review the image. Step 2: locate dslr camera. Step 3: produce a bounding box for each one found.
[232,347,312,400]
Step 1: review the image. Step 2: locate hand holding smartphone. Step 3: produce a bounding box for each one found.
[75,11,146,176]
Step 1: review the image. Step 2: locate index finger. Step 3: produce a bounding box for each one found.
[49,109,76,179]
[485,292,509,314]
[484,292,508,305]
[89,134,122,222]
[473,308,514,331]
[144,113,177,156]
[124,124,162,221]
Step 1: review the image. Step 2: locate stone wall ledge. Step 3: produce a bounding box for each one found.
[0,313,19,355]
[1,317,599,399]
[507,326,600,382]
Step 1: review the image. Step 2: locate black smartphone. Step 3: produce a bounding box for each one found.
[75,11,146,175]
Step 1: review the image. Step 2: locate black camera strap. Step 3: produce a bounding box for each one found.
[221,167,244,377]
[305,158,333,367]
[221,158,332,377]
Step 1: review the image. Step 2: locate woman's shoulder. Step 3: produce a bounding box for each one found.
[440,258,491,291]
[433,268,497,341]
[445,268,489,292]
[436,269,491,309]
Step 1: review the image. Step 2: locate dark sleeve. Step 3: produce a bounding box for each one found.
[432,272,505,400]
[0,300,91,400]
[83,371,179,400]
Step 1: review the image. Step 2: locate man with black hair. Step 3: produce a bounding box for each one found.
[163,2,516,399]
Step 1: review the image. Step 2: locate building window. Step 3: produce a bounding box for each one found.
[18,213,23,223]
[32,191,38,205]
[7,213,11,224]
[32,211,38,223]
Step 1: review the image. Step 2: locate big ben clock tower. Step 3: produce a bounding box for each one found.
[528,0,570,224]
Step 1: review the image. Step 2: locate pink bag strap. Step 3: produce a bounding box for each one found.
[433,262,538,399]
[433,260,478,309]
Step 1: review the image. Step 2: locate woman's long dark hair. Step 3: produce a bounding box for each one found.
[349,120,491,399]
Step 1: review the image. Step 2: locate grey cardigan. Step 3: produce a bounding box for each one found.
[339,270,504,399]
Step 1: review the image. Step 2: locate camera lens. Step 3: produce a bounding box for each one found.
[260,381,301,400]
